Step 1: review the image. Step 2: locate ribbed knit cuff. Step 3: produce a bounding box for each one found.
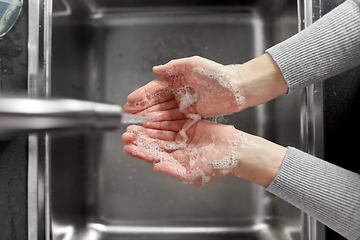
[266,147,360,240]
[266,0,360,93]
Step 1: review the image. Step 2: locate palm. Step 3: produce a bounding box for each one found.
[172,68,243,116]
[123,120,247,186]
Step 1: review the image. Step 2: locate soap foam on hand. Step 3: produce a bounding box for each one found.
[192,67,245,109]
[130,120,250,186]
[129,63,245,118]
[174,86,200,113]
[129,123,244,186]
[127,64,247,185]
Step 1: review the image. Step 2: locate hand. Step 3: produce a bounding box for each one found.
[122,120,247,186]
[123,56,246,118]
[123,54,288,120]
[122,120,287,187]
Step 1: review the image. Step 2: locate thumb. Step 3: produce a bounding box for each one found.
[153,56,202,76]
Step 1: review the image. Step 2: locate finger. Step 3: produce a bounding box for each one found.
[145,108,186,122]
[153,59,190,76]
[153,56,221,78]
[123,91,174,114]
[125,125,177,141]
[122,131,136,144]
[153,56,205,76]
[142,120,187,132]
[138,99,178,115]
[127,77,173,103]
[124,144,173,163]
[123,130,183,153]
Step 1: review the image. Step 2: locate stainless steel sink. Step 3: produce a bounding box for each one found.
[28,0,325,239]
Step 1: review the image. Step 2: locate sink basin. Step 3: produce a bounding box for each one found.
[29,0,317,239]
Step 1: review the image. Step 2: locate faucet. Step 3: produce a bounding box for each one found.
[0,97,123,136]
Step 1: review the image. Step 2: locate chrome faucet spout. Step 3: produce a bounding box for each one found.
[0,97,122,135]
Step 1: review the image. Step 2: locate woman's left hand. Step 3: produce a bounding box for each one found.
[122,120,286,187]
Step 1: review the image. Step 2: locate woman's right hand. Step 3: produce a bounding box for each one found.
[123,56,246,118]
[123,54,288,120]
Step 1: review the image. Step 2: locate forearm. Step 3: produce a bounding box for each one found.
[230,0,360,110]
[231,132,360,239]
[267,148,360,240]
[267,0,360,93]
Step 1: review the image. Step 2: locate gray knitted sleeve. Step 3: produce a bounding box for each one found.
[265,1,360,239]
[266,0,360,93]
[266,148,360,240]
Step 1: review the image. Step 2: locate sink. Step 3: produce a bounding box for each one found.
[28,0,322,239]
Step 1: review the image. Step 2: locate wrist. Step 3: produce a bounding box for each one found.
[231,134,287,188]
[232,53,288,109]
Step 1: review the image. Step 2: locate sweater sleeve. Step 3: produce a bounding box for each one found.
[266,0,360,93]
[266,147,360,240]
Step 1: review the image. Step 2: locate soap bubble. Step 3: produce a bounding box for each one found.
[174,86,199,112]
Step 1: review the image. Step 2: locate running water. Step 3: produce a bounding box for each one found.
[121,113,151,124]
[204,114,235,125]
[120,111,234,125]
